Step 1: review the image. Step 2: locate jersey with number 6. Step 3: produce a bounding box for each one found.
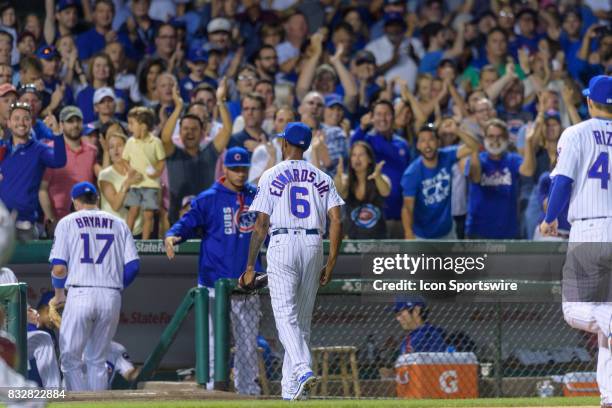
[49,209,138,289]
[249,160,344,231]
[551,117,612,223]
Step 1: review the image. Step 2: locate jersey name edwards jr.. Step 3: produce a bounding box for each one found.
[268,168,330,197]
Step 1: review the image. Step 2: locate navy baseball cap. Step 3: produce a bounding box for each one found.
[187,48,208,63]
[37,291,54,309]
[583,75,612,105]
[383,12,406,28]
[393,296,426,313]
[36,45,59,61]
[224,147,251,168]
[71,181,98,199]
[56,0,79,12]
[278,122,312,149]
[325,94,345,109]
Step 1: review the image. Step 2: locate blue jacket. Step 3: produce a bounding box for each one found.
[399,323,448,354]
[0,135,66,221]
[166,180,262,288]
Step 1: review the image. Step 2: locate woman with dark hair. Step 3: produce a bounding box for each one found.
[135,58,167,107]
[75,52,128,123]
[334,141,391,239]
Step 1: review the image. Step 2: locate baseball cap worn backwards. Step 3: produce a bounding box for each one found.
[583,75,612,105]
[279,122,312,149]
[71,182,98,200]
[224,147,251,168]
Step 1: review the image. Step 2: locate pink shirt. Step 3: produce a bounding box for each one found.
[43,141,98,220]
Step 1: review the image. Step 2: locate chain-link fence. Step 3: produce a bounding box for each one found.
[222,284,595,399]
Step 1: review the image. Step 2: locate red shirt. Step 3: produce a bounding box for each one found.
[43,141,97,220]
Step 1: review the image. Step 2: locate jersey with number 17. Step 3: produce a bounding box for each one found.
[49,209,138,289]
[249,160,344,231]
[551,117,612,223]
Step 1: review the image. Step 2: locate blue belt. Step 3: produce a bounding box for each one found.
[271,228,319,236]
[579,216,612,221]
[70,285,121,290]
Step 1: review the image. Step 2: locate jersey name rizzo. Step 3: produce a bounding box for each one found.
[270,168,330,197]
[593,130,612,146]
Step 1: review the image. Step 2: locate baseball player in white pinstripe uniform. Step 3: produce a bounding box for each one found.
[244,122,344,400]
[49,182,140,391]
[540,75,612,406]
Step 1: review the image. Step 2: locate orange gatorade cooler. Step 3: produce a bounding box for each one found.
[395,352,479,398]
[562,372,598,397]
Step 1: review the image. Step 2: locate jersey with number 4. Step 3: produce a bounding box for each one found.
[49,209,138,289]
[249,160,344,231]
[551,117,612,223]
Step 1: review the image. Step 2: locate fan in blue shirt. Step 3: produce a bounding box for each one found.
[465,119,531,239]
[351,100,411,225]
[401,123,479,239]
[179,49,217,102]
[0,103,66,225]
[75,0,115,61]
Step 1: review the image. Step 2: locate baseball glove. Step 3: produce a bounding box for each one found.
[48,300,65,329]
[237,272,268,293]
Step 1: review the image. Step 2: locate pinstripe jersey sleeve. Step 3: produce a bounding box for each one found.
[249,172,275,215]
[49,219,70,264]
[122,222,139,265]
[551,128,579,181]
[326,175,345,211]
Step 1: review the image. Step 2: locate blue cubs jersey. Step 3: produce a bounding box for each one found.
[399,322,448,354]
[166,179,263,287]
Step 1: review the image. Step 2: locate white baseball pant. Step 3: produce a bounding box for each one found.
[266,231,324,399]
[27,330,60,388]
[562,218,612,404]
[59,287,121,391]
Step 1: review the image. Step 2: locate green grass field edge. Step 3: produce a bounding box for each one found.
[50,397,600,408]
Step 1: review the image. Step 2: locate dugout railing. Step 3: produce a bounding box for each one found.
[0,283,28,376]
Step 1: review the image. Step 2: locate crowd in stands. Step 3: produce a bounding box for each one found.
[0,0,609,241]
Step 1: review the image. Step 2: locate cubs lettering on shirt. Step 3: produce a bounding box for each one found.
[249,160,344,231]
[465,151,523,239]
[223,203,258,235]
[421,168,451,205]
[49,210,138,289]
[165,180,262,287]
[401,146,458,238]
[552,118,612,222]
